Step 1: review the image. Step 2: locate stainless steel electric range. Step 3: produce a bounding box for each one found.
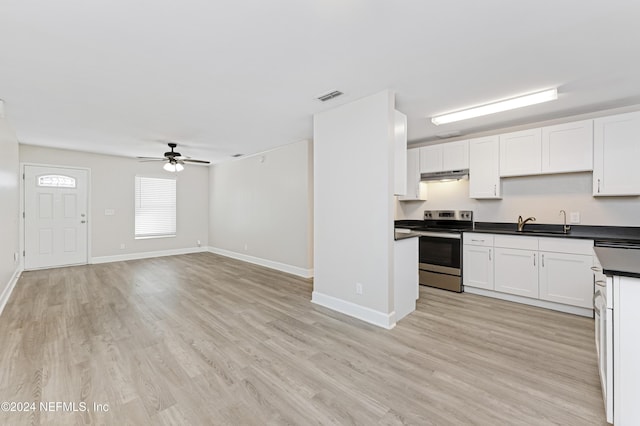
[396,210,473,292]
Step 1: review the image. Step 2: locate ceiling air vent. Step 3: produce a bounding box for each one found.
[231,154,243,157]
[317,90,343,102]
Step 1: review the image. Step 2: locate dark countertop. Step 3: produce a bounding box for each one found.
[395,220,640,243]
[394,229,420,241]
[594,247,640,279]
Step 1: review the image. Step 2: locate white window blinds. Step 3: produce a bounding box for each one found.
[135,176,176,238]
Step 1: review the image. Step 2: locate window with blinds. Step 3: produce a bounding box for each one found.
[135,176,176,238]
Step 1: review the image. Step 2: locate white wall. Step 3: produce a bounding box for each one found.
[396,172,640,226]
[208,140,313,276]
[313,90,396,328]
[19,145,209,261]
[0,116,21,312]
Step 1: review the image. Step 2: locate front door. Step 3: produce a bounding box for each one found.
[24,165,88,269]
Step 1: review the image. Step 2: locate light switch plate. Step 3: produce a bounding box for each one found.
[104,209,115,216]
[570,211,580,224]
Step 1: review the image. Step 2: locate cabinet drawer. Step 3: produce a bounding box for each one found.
[463,233,494,247]
[538,237,594,255]
[494,235,538,250]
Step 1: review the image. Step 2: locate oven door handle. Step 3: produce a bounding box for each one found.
[416,231,461,239]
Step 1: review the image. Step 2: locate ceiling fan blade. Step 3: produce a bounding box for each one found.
[137,156,165,160]
[138,159,167,162]
[182,159,211,164]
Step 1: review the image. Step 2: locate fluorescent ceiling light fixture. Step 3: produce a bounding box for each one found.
[431,88,558,126]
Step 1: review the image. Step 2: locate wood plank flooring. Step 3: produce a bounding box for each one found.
[0,253,607,425]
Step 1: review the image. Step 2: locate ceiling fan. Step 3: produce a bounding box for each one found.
[137,142,210,172]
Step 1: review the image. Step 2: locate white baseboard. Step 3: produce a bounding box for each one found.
[464,286,594,317]
[311,291,396,329]
[91,247,207,264]
[0,266,23,316]
[207,246,313,278]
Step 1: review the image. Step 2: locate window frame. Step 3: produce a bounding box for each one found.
[134,175,177,239]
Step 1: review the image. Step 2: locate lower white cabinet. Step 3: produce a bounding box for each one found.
[538,251,594,308]
[614,275,640,425]
[463,245,493,290]
[463,233,594,313]
[494,248,539,298]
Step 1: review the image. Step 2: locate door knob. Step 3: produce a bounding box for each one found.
[81,220,86,224]
[81,213,86,217]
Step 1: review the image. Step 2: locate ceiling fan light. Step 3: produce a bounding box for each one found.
[163,162,184,172]
[431,88,558,125]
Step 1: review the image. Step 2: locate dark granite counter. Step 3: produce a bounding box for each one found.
[395,220,640,243]
[594,247,640,279]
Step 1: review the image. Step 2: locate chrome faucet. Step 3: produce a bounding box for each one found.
[559,210,571,234]
[517,215,536,232]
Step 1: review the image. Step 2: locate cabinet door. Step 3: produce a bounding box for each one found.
[469,136,501,199]
[539,252,593,308]
[593,111,640,196]
[541,120,593,174]
[463,245,493,290]
[419,144,443,173]
[393,111,407,196]
[494,248,539,298]
[499,128,542,177]
[398,148,427,201]
[443,140,469,171]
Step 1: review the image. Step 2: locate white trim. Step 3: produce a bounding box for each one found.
[0,267,22,316]
[311,291,396,329]
[91,246,206,264]
[464,286,594,317]
[207,246,313,278]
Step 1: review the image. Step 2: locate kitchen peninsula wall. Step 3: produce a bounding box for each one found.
[395,172,640,226]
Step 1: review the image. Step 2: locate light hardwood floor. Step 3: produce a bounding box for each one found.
[0,253,607,425]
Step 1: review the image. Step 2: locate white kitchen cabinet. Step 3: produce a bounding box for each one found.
[443,140,469,171]
[614,275,640,425]
[463,234,494,290]
[419,140,469,173]
[469,135,501,199]
[393,110,407,196]
[499,128,542,177]
[398,148,427,201]
[538,251,594,308]
[494,247,539,298]
[541,120,593,174]
[593,111,640,196]
[419,144,443,174]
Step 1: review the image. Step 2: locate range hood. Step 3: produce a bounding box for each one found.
[420,169,469,182]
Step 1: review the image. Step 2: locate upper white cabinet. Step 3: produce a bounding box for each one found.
[419,140,469,173]
[398,148,427,201]
[499,128,542,177]
[443,140,469,171]
[541,120,593,173]
[393,110,407,196]
[469,135,501,199]
[419,144,442,174]
[593,111,640,196]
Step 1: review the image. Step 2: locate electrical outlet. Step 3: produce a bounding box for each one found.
[356,282,363,295]
[244,243,248,251]
[120,244,125,250]
[570,212,581,224]
[197,240,201,247]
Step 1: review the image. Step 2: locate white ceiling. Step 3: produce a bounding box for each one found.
[2,1,640,163]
